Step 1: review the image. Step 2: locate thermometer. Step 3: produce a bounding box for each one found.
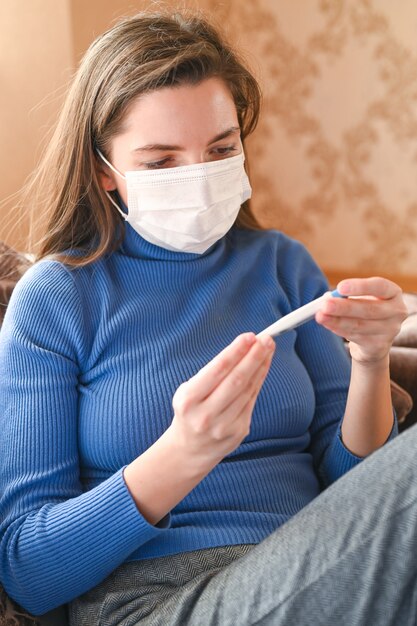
[257,290,345,339]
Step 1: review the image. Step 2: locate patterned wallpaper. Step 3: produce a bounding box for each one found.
[200,0,417,282]
[2,0,416,284]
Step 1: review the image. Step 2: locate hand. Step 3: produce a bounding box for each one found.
[316,277,408,365]
[170,333,275,470]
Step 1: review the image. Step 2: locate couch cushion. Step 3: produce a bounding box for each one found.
[389,378,413,425]
[393,293,417,349]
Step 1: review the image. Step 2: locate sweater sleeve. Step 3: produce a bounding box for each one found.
[279,238,398,488]
[0,261,170,615]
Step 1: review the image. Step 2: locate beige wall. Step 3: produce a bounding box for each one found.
[1,0,417,288]
[0,0,74,251]
[70,0,142,63]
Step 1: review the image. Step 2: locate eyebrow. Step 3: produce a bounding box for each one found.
[131,126,241,153]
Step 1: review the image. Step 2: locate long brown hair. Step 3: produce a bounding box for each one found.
[26,10,262,267]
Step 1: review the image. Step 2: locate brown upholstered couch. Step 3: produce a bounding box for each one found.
[0,240,416,625]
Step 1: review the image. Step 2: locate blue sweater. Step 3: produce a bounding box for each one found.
[0,226,384,614]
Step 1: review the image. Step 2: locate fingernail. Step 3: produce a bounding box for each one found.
[259,335,274,349]
[338,280,350,295]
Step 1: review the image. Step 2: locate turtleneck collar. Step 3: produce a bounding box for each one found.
[119,222,227,262]
[115,194,228,262]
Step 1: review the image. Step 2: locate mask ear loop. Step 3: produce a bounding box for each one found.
[96,148,129,221]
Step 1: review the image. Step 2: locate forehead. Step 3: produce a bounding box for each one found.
[118,77,239,146]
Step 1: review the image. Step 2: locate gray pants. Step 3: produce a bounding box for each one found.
[69,424,417,625]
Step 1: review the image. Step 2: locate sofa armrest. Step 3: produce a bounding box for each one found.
[389,293,417,430]
[390,346,417,431]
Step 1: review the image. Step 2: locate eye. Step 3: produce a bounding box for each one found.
[210,145,238,158]
[142,157,175,170]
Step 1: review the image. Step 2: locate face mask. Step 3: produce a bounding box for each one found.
[97,149,252,254]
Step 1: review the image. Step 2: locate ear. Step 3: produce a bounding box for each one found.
[97,164,117,192]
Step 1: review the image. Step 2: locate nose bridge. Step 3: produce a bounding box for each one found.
[179,127,212,165]
[182,148,209,166]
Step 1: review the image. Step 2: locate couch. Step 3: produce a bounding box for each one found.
[0,240,416,625]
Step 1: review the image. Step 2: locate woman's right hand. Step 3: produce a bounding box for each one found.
[170,333,275,471]
[124,332,275,526]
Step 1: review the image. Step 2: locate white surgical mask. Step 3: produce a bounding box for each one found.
[97,149,252,254]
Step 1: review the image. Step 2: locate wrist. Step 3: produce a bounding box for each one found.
[123,424,214,526]
[163,423,219,479]
[350,350,390,372]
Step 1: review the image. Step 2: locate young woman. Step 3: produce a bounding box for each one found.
[0,10,413,626]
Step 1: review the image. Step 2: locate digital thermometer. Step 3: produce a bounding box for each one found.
[257,290,345,339]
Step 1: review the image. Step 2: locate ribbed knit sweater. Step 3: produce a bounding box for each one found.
[0,225,386,615]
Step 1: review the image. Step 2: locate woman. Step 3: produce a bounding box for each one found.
[0,10,413,625]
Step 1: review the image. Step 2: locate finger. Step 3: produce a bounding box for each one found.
[206,337,275,415]
[320,294,405,321]
[317,313,402,338]
[218,349,273,423]
[211,353,272,441]
[186,333,257,402]
[337,277,402,300]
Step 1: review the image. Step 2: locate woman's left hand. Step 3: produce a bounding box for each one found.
[315,277,408,365]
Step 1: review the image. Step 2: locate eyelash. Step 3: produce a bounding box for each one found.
[213,145,238,156]
[142,146,238,170]
[143,157,173,170]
